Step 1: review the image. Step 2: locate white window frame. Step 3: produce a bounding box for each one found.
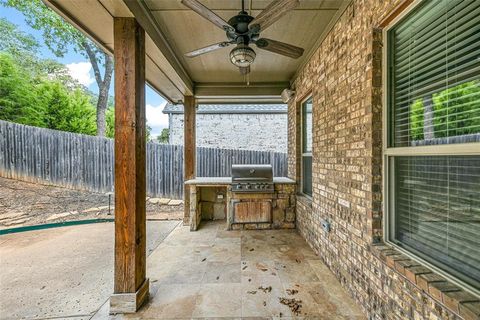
[382,0,480,296]
[300,95,313,198]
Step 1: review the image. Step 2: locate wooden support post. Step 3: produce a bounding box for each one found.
[183,96,196,226]
[110,17,149,314]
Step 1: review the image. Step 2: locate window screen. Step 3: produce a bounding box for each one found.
[389,0,480,147]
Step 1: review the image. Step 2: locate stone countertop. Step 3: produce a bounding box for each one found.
[185,177,296,185]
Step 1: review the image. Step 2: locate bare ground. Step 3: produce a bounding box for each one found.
[0,177,183,229]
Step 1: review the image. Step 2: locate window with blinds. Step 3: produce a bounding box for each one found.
[386,0,480,292]
[388,0,480,147]
[393,156,480,288]
[302,98,312,196]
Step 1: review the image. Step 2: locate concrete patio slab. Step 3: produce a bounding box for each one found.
[0,220,180,320]
[94,221,365,319]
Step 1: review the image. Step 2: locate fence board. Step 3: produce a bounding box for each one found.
[0,120,288,199]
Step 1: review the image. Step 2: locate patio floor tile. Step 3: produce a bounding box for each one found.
[94,221,365,319]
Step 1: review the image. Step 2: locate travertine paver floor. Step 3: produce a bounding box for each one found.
[94,221,365,319]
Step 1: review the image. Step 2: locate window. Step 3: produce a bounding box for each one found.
[302,97,312,196]
[385,0,480,293]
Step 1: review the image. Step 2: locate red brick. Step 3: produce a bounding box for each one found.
[442,290,479,314]
[428,281,461,302]
[286,0,475,318]
[386,254,407,269]
[416,273,445,292]
[394,260,420,276]
[459,301,480,320]
[404,266,431,284]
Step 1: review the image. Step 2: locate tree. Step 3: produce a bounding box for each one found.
[1,0,113,137]
[0,52,98,135]
[0,53,42,126]
[0,18,84,89]
[105,107,115,138]
[36,81,96,135]
[0,17,38,57]
[433,81,480,138]
[157,128,170,144]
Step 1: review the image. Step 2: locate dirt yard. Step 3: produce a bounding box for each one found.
[0,177,183,229]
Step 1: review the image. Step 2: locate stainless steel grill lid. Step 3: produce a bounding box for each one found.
[231,164,273,182]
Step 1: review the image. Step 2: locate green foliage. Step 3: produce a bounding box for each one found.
[409,81,480,140]
[1,0,107,66]
[157,128,170,143]
[0,18,85,90]
[0,52,97,135]
[1,0,82,58]
[0,53,42,126]
[105,107,115,138]
[0,17,39,55]
[432,81,480,138]
[36,81,96,135]
[2,0,114,137]
[410,98,424,141]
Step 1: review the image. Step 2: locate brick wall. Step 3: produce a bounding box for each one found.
[288,0,479,319]
[170,113,288,152]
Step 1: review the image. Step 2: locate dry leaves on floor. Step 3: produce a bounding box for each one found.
[279,297,303,315]
[258,286,272,293]
[286,288,298,295]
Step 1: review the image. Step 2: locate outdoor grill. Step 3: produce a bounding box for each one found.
[231,164,274,193]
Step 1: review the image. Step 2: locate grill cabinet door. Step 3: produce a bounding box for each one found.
[233,200,272,223]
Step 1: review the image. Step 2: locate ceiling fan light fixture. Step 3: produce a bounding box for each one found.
[229,44,256,68]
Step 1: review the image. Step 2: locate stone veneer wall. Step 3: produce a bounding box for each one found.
[169,113,288,153]
[288,1,479,319]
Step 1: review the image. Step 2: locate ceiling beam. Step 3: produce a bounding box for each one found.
[194,82,288,103]
[123,0,194,95]
[148,8,341,12]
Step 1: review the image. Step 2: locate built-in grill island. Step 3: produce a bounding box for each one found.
[185,164,296,231]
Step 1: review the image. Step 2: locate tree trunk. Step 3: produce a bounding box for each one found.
[96,87,108,136]
[95,54,113,136]
[83,41,113,137]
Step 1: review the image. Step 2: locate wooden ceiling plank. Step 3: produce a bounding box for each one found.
[123,0,194,95]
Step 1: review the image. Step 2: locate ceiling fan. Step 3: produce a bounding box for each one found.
[181,0,305,76]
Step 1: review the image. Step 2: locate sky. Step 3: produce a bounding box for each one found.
[1,6,169,137]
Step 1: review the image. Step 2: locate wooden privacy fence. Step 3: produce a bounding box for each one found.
[0,120,288,199]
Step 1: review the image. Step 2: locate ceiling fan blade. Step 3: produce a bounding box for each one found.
[255,38,304,59]
[185,41,233,58]
[249,0,300,32]
[181,0,234,32]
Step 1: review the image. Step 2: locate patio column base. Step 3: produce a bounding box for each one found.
[109,278,149,314]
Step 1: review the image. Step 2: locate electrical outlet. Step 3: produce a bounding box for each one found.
[321,219,330,233]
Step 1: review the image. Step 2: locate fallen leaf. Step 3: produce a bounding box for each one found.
[258,286,272,293]
[286,289,298,295]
